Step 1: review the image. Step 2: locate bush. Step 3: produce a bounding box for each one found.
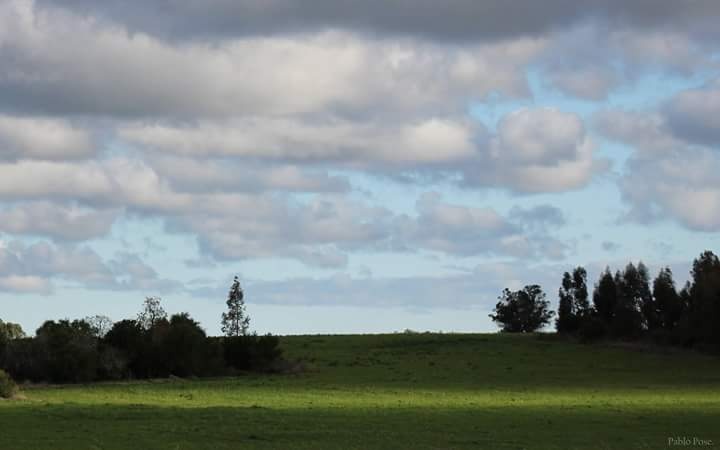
[35,320,99,383]
[97,345,129,380]
[0,320,25,371]
[0,369,18,399]
[200,337,227,377]
[2,338,44,382]
[103,319,145,378]
[223,335,257,370]
[223,334,283,371]
[490,285,554,333]
[163,313,209,377]
[254,334,283,369]
[0,333,6,367]
[102,314,229,379]
[2,312,284,383]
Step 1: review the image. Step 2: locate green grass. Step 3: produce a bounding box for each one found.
[1,333,719,449]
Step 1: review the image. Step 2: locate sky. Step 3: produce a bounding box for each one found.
[0,0,719,335]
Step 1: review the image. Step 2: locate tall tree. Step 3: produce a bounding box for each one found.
[83,315,113,339]
[653,267,683,331]
[490,284,554,333]
[636,262,657,331]
[684,251,720,347]
[0,320,25,340]
[221,276,250,337]
[592,267,617,324]
[612,263,645,338]
[0,320,25,364]
[556,272,576,333]
[572,267,590,315]
[556,266,591,334]
[137,296,167,331]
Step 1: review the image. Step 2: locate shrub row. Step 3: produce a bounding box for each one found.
[0,314,282,383]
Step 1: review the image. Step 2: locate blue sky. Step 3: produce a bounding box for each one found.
[0,0,719,335]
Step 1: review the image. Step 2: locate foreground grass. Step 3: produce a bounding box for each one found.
[1,333,719,449]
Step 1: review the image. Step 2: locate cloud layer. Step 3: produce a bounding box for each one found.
[0,0,717,312]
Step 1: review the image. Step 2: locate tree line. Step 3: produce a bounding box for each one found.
[0,277,283,383]
[490,250,720,352]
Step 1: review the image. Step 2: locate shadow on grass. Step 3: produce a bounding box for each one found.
[281,337,720,392]
[0,402,717,450]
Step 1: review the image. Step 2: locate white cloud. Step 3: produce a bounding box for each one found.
[547,67,619,100]
[0,0,716,312]
[0,275,52,294]
[622,151,720,230]
[145,156,350,193]
[189,261,562,309]
[0,240,183,294]
[120,117,478,165]
[462,108,606,192]
[0,1,544,118]
[0,202,118,241]
[0,115,94,160]
[596,82,720,231]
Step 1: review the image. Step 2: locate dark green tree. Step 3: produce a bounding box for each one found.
[683,251,720,348]
[556,267,591,334]
[653,267,683,331]
[0,320,25,368]
[490,285,554,333]
[34,319,99,382]
[221,276,250,337]
[612,264,645,339]
[0,321,25,340]
[593,267,617,324]
[637,262,658,331]
[163,313,209,377]
[572,267,590,315]
[556,272,576,333]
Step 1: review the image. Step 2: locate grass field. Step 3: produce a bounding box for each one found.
[1,333,719,449]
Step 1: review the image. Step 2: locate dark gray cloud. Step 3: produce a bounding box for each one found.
[596,79,720,154]
[664,79,720,147]
[34,0,720,43]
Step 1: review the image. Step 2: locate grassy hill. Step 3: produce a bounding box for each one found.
[1,333,719,449]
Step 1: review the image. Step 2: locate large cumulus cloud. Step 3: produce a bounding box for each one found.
[596,79,720,231]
